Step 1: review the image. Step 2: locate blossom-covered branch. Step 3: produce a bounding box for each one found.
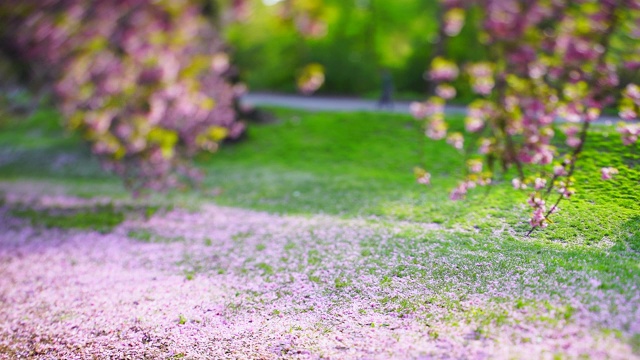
[411,0,640,233]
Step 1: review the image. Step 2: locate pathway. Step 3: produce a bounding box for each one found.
[241,92,627,125]
[240,92,466,115]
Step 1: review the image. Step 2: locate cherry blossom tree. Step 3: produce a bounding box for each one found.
[0,0,245,193]
[411,0,640,234]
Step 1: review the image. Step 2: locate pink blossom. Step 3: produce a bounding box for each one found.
[528,62,547,79]
[416,173,431,185]
[529,207,548,228]
[471,78,495,96]
[512,178,526,189]
[298,73,325,95]
[619,108,637,121]
[426,128,447,140]
[410,102,428,119]
[561,125,580,136]
[566,136,582,148]
[600,167,618,180]
[449,182,468,200]
[426,117,448,140]
[585,107,601,122]
[467,159,483,174]
[527,194,545,209]
[446,132,464,150]
[467,63,495,95]
[478,138,492,154]
[465,116,484,132]
[477,176,492,186]
[553,165,568,177]
[211,53,230,74]
[558,186,575,199]
[530,145,554,165]
[443,8,465,36]
[410,99,444,119]
[467,62,493,78]
[617,123,640,146]
[429,57,459,82]
[436,84,456,99]
[624,83,640,102]
[534,177,547,190]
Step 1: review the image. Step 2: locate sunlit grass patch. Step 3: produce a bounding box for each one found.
[1,106,637,244]
[200,108,639,244]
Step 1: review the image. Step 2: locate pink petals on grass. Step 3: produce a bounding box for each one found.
[0,199,638,359]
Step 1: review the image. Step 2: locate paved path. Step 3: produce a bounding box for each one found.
[241,92,467,115]
[241,92,627,125]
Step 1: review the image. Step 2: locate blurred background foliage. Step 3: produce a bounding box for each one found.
[1,0,637,194]
[224,0,485,99]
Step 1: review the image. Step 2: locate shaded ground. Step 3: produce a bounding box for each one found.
[0,193,639,359]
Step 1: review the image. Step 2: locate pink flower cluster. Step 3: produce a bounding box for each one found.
[617,123,640,146]
[443,8,465,36]
[527,194,548,229]
[296,64,325,95]
[619,83,640,122]
[429,57,459,82]
[446,132,464,150]
[417,173,431,186]
[467,63,495,96]
[411,97,449,141]
[465,100,495,133]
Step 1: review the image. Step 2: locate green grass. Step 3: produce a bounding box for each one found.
[198,108,492,224]
[10,203,162,233]
[1,106,638,245]
[197,108,639,244]
[10,204,125,233]
[0,108,120,187]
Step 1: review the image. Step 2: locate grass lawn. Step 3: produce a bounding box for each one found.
[0,106,639,358]
[200,108,639,244]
